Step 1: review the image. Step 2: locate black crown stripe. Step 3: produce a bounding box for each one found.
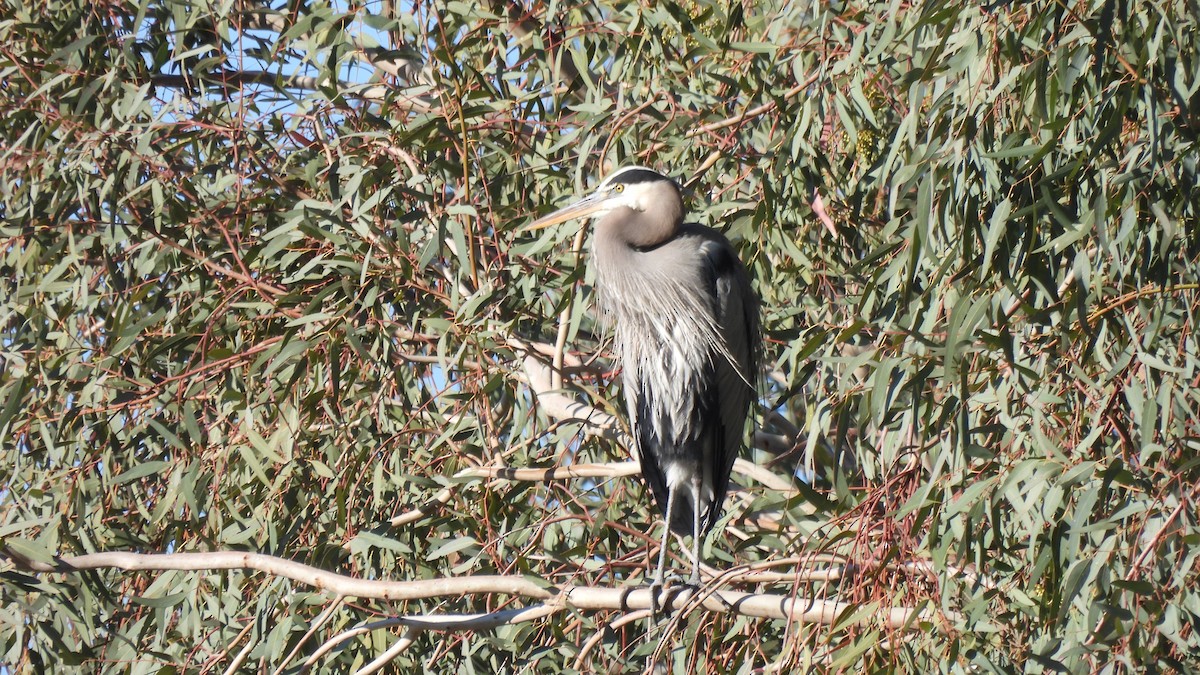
[607,168,668,185]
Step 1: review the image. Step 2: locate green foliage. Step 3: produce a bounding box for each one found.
[1,0,1198,671]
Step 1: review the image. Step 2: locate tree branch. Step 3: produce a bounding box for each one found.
[521,354,627,443]
[4,548,956,631]
[386,456,798,531]
[489,0,581,89]
[147,71,413,107]
[239,7,425,85]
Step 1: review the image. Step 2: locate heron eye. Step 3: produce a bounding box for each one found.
[614,185,625,192]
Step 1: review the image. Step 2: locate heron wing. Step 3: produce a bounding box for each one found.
[697,234,760,531]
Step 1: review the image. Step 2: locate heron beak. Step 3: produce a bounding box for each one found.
[521,191,612,232]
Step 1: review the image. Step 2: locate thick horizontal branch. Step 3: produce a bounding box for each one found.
[387,457,801,529]
[5,549,955,631]
[473,459,797,498]
[6,549,546,602]
[477,461,640,481]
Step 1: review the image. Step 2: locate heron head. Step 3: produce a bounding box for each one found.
[523,166,681,233]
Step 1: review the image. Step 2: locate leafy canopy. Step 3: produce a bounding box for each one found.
[1,0,1198,672]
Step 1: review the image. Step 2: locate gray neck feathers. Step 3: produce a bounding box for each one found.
[590,221,728,444]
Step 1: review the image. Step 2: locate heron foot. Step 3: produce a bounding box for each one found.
[649,579,665,616]
[649,572,690,616]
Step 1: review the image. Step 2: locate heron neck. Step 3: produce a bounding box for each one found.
[591,212,683,308]
[595,205,681,250]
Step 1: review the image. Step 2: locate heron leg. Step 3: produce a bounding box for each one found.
[690,476,702,586]
[651,484,678,614]
[654,484,677,588]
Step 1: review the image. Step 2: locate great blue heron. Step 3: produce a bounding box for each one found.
[526,166,761,590]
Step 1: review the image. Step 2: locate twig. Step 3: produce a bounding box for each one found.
[551,226,590,390]
[1126,483,1199,578]
[222,635,256,675]
[1086,283,1200,325]
[573,609,654,670]
[302,618,406,673]
[1003,245,1093,320]
[213,620,255,675]
[650,75,821,164]
[271,596,346,675]
[355,628,422,675]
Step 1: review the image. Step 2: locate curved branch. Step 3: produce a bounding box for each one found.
[521,354,627,442]
[4,548,956,631]
[574,609,654,670]
[5,548,551,601]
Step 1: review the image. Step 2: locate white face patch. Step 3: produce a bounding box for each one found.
[595,166,670,214]
[598,181,655,213]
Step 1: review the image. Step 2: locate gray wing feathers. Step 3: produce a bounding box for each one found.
[700,237,760,531]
